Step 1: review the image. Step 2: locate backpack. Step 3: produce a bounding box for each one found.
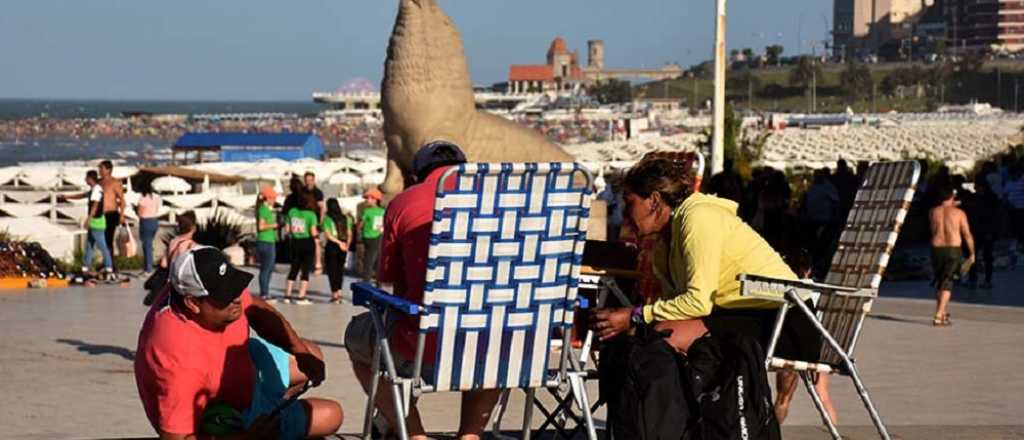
[600,324,695,440]
[683,332,781,440]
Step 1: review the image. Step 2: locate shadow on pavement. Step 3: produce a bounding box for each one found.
[56,338,136,361]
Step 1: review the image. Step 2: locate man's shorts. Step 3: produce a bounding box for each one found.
[345,313,434,380]
[931,246,964,291]
[244,335,308,440]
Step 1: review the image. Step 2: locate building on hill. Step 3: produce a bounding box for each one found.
[508,37,683,95]
[833,0,936,58]
[949,0,1024,53]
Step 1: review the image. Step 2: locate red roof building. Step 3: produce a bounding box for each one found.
[509,36,586,94]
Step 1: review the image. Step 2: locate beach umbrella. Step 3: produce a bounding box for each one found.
[328,172,361,186]
[361,172,385,186]
[152,176,192,194]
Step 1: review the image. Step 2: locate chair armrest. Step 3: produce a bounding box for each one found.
[737,274,875,301]
[351,282,425,315]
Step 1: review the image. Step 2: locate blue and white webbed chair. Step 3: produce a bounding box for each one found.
[353,162,598,440]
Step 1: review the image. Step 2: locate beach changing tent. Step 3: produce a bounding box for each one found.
[173,132,325,162]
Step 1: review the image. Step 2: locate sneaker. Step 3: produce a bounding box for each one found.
[264,297,279,304]
[330,297,344,304]
[293,298,313,305]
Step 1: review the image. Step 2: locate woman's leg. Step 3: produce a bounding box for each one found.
[298,239,313,300]
[83,229,96,270]
[324,248,341,300]
[94,229,114,271]
[140,219,157,273]
[257,242,275,299]
[774,371,800,423]
[814,373,838,425]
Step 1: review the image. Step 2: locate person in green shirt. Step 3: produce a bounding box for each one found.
[255,185,278,300]
[357,188,385,282]
[284,192,319,305]
[322,198,353,304]
[81,170,113,275]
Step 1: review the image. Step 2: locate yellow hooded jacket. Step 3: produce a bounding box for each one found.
[642,193,798,323]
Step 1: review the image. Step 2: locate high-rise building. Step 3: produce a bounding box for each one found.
[954,0,1024,52]
[833,0,935,57]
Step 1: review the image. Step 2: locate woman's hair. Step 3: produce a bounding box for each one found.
[138,180,154,197]
[289,175,303,194]
[300,191,318,211]
[623,158,694,208]
[176,210,197,234]
[326,198,347,238]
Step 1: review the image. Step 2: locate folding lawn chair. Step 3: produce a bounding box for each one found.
[489,151,707,439]
[738,160,921,440]
[352,162,597,440]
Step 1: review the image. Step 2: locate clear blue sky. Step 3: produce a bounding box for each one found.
[0,0,829,101]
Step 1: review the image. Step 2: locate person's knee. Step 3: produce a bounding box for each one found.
[302,398,344,438]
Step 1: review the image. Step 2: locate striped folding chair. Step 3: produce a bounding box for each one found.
[738,160,921,440]
[352,162,597,440]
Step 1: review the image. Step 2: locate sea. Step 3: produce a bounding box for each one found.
[0,99,324,166]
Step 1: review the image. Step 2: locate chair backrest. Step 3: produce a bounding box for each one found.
[817,161,920,365]
[421,162,592,392]
[641,151,706,192]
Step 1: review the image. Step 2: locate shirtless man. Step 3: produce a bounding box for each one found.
[929,184,975,326]
[99,160,126,270]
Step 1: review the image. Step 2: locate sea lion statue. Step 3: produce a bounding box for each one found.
[379,0,573,195]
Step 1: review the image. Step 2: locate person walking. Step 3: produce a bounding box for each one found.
[255,185,279,301]
[82,170,114,277]
[98,160,126,272]
[322,198,352,304]
[964,178,1000,288]
[929,184,975,326]
[135,182,161,274]
[159,211,197,269]
[284,192,319,305]
[358,188,385,282]
[1004,161,1024,260]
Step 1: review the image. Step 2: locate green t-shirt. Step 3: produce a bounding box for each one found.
[287,208,318,240]
[257,204,276,243]
[361,206,385,240]
[322,215,351,241]
[87,185,106,230]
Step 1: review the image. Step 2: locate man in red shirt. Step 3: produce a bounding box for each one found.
[135,246,343,440]
[345,142,500,440]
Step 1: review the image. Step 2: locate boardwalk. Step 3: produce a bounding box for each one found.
[1,264,1022,439]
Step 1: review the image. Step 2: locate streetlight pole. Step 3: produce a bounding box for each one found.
[712,0,727,175]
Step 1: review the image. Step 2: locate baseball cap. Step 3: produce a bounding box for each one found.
[412,141,467,180]
[362,188,383,201]
[259,185,278,203]
[170,246,254,302]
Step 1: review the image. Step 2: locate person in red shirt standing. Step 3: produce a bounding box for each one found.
[345,141,500,440]
[135,246,343,440]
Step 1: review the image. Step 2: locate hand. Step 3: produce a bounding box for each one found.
[120,217,127,225]
[80,219,88,229]
[245,414,279,440]
[591,307,633,341]
[339,242,349,252]
[294,351,325,386]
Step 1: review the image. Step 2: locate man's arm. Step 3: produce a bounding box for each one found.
[246,296,324,385]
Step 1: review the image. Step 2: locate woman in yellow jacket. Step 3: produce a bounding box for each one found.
[591,158,828,418]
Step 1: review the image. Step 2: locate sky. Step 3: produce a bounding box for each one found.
[0,0,830,101]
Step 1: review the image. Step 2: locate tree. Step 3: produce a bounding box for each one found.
[789,56,823,88]
[589,79,633,104]
[766,45,784,66]
[840,60,874,102]
[742,48,755,61]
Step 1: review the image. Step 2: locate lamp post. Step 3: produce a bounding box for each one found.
[711,0,727,175]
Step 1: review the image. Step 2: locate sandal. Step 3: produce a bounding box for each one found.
[933,313,952,326]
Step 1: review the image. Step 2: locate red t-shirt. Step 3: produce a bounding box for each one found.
[134,289,256,435]
[378,166,455,361]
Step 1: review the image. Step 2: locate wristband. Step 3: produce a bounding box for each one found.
[630,306,644,327]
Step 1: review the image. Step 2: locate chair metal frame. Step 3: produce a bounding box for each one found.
[738,160,921,440]
[352,162,598,440]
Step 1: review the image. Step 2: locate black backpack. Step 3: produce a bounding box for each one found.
[600,324,695,440]
[683,332,781,440]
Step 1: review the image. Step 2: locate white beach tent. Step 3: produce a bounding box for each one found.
[151,176,192,194]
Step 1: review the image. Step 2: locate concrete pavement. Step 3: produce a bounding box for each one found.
[1,265,1022,439]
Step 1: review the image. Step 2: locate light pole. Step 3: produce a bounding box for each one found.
[712,0,727,175]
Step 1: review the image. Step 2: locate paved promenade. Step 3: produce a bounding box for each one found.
[1,266,1022,439]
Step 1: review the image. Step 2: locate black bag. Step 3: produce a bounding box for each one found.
[142,268,169,306]
[601,324,695,440]
[683,332,781,440]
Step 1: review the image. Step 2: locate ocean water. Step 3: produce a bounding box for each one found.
[0,99,321,120]
[0,99,325,165]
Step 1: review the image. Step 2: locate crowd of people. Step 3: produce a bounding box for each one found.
[121,136,1024,439]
